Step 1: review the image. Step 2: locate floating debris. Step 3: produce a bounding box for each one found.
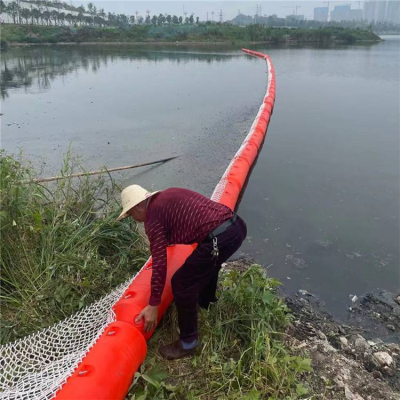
[351,295,358,303]
[315,239,333,248]
[285,255,307,269]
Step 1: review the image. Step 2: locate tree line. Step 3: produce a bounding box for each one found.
[0,0,201,27]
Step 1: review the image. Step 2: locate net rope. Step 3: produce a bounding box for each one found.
[0,56,272,400]
[0,262,149,400]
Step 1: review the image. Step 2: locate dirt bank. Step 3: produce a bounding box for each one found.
[286,282,400,399]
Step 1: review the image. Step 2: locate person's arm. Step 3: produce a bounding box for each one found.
[135,221,168,332]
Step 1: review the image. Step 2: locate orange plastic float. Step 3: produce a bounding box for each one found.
[54,49,275,400]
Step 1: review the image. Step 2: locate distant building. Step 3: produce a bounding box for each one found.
[350,9,363,21]
[363,1,400,23]
[230,13,253,26]
[387,1,400,24]
[314,6,329,22]
[376,1,388,21]
[330,5,351,22]
[364,1,377,22]
[286,14,305,22]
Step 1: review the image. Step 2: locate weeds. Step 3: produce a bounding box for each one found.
[0,151,148,343]
[1,152,312,398]
[129,265,312,399]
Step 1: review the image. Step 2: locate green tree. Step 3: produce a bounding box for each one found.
[94,15,103,26]
[151,15,157,26]
[172,15,179,24]
[166,14,172,24]
[59,12,66,25]
[84,15,93,25]
[65,13,73,25]
[0,0,6,14]
[196,16,199,24]
[145,14,150,24]
[157,13,164,25]
[130,15,136,25]
[20,8,31,24]
[87,2,93,14]
[42,10,51,25]
[178,15,182,24]
[189,14,194,24]
[6,1,19,24]
[77,11,83,25]
[118,13,128,27]
[32,8,41,24]
[51,9,59,25]
[71,14,78,26]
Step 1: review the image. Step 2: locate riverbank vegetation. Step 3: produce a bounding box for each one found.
[129,263,313,399]
[0,152,149,343]
[1,152,313,397]
[1,23,380,46]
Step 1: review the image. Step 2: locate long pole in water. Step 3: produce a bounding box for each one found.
[24,156,179,184]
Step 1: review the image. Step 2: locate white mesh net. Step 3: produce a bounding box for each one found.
[0,265,145,400]
[0,55,272,400]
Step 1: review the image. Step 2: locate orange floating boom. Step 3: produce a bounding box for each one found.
[53,49,276,400]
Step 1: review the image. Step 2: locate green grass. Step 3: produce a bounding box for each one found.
[0,151,148,343]
[0,152,313,397]
[0,23,381,45]
[128,265,313,399]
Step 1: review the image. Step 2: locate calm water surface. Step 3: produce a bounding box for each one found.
[1,38,399,319]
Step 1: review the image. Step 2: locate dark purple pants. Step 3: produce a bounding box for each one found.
[171,215,247,343]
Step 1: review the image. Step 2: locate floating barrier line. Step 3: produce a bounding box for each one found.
[0,49,276,400]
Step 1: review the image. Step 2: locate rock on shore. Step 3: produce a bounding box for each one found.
[287,292,400,399]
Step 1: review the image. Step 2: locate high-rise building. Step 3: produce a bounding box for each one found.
[387,1,400,24]
[314,6,329,22]
[364,1,375,21]
[363,1,400,23]
[350,9,363,21]
[330,5,351,22]
[376,1,388,21]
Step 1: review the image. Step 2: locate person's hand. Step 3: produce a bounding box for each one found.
[135,305,158,332]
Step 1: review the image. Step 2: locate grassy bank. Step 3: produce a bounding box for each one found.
[128,263,313,399]
[1,153,313,398]
[0,152,148,343]
[1,23,381,45]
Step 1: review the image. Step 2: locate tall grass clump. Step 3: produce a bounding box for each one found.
[130,265,312,399]
[0,151,148,344]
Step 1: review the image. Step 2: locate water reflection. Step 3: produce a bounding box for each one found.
[1,46,241,99]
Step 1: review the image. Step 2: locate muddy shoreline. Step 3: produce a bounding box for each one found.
[288,290,400,399]
[233,259,399,399]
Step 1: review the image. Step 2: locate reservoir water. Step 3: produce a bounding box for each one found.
[1,37,399,319]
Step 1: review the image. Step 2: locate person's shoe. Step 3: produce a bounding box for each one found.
[159,339,198,360]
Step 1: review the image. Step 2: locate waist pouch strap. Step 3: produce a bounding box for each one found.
[206,214,237,241]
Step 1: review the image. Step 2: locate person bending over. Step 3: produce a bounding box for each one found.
[117,185,247,360]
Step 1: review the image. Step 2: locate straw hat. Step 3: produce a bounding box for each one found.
[117,184,160,221]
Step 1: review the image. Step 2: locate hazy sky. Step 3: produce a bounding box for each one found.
[72,1,368,21]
